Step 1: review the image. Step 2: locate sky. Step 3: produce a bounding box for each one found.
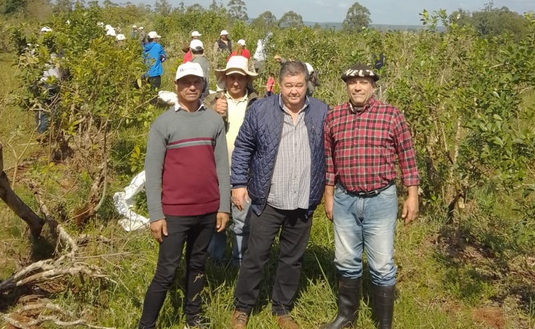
[129,0,535,25]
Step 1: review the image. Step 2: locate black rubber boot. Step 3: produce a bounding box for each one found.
[371,284,395,329]
[320,277,361,329]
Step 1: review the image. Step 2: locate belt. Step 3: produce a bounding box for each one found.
[344,181,395,198]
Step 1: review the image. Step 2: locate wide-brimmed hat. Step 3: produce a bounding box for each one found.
[341,63,379,82]
[215,56,258,80]
[175,62,204,81]
[220,29,229,36]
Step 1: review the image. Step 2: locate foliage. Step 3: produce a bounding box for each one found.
[450,3,529,40]
[1,2,534,328]
[343,1,371,31]
[278,10,304,28]
[1,0,25,14]
[227,0,247,21]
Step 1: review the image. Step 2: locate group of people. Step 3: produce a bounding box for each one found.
[142,29,277,95]
[137,49,420,329]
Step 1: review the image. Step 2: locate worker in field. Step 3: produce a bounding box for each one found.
[138,62,230,329]
[182,30,202,63]
[214,29,232,53]
[230,61,328,329]
[321,63,420,329]
[142,31,166,89]
[190,39,210,100]
[204,55,258,267]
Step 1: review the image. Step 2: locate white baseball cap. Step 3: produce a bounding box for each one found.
[116,34,126,41]
[175,62,204,81]
[40,26,53,33]
[220,29,229,36]
[191,30,201,37]
[189,39,204,51]
[237,39,246,46]
[132,24,137,28]
[106,28,116,37]
[148,31,161,39]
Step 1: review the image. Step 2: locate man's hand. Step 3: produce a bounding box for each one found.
[232,187,249,211]
[324,185,334,221]
[215,93,228,116]
[401,186,419,225]
[150,218,168,243]
[216,212,230,232]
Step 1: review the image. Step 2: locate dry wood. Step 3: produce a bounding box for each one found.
[3,301,116,329]
[0,143,44,237]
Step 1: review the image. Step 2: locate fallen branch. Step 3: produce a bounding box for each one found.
[2,301,116,329]
[0,143,44,237]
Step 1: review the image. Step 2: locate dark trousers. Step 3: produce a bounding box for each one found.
[233,205,311,315]
[139,213,215,328]
[148,75,161,89]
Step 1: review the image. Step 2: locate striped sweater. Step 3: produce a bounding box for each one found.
[145,104,230,222]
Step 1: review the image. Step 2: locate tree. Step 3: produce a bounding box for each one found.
[209,0,224,11]
[1,0,26,14]
[252,10,277,29]
[278,10,303,28]
[343,2,371,30]
[227,0,247,21]
[154,0,171,15]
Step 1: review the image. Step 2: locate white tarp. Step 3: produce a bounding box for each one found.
[114,171,149,231]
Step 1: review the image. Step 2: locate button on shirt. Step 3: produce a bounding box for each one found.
[267,96,311,210]
[225,92,249,167]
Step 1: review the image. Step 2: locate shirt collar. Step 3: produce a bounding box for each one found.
[225,90,248,103]
[348,97,376,113]
[278,94,309,114]
[174,102,205,112]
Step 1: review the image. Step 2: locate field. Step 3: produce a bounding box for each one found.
[1,4,535,329]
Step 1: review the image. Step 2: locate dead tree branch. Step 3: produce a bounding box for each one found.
[0,143,44,237]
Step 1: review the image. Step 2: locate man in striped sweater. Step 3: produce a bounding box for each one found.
[138,62,230,329]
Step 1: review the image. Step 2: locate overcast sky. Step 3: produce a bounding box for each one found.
[128,0,534,25]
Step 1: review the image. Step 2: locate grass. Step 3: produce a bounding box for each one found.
[1,52,534,328]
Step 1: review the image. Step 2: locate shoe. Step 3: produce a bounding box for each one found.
[184,314,210,329]
[276,314,300,329]
[231,310,248,329]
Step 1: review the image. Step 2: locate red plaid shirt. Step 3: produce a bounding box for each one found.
[324,98,420,192]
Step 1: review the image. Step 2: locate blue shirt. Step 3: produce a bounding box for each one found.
[143,41,166,78]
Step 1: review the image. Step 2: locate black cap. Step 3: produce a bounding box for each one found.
[341,63,379,82]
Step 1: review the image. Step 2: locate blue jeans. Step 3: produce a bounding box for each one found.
[333,184,398,286]
[208,200,251,265]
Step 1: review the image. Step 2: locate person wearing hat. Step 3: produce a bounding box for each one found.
[131,25,138,40]
[190,39,210,100]
[213,29,232,54]
[182,30,202,63]
[321,64,420,329]
[138,62,230,329]
[230,61,328,329]
[203,56,258,266]
[138,26,146,45]
[143,31,166,89]
[227,39,250,61]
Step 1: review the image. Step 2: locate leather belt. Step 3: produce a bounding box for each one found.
[344,181,395,198]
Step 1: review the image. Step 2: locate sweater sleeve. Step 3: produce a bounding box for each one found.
[213,117,231,213]
[145,118,167,222]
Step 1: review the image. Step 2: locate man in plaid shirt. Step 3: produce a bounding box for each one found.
[321,63,420,329]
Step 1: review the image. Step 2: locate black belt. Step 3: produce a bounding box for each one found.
[344,181,395,198]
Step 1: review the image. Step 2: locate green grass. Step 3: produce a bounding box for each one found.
[1,49,534,329]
